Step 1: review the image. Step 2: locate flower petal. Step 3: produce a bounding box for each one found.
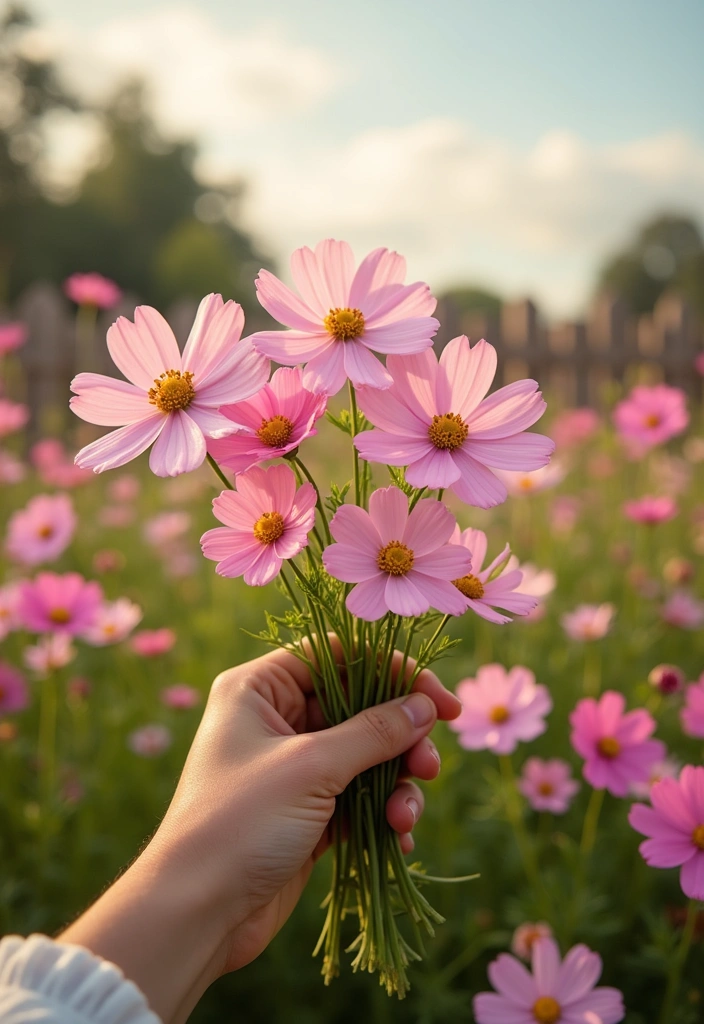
[532,937,560,995]
[302,343,348,396]
[386,349,439,420]
[343,341,392,389]
[212,490,261,529]
[467,379,546,438]
[70,373,151,425]
[182,295,244,379]
[355,384,428,435]
[451,449,508,508]
[255,270,322,329]
[149,411,206,477]
[466,433,555,471]
[369,486,408,543]
[405,447,462,489]
[329,504,381,554]
[323,543,380,582]
[439,337,497,419]
[364,281,437,325]
[472,993,533,1024]
[414,545,472,579]
[187,404,240,439]
[196,338,270,405]
[74,416,165,473]
[362,318,438,354]
[410,573,470,615]
[244,545,282,586]
[488,953,538,1005]
[346,577,389,621]
[555,944,602,1004]
[251,331,332,363]
[385,574,429,616]
[680,852,704,900]
[354,430,433,467]
[348,248,407,309]
[404,498,457,554]
[107,309,181,390]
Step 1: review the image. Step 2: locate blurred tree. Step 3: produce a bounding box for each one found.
[439,285,502,319]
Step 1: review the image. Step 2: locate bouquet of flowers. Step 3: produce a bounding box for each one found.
[70,239,554,996]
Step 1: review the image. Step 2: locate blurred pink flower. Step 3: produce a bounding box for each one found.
[203,464,317,586]
[549,495,581,533]
[323,486,470,620]
[354,337,554,509]
[0,662,29,713]
[24,633,77,675]
[551,407,599,448]
[451,528,538,624]
[210,366,327,473]
[31,439,64,469]
[519,757,579,813]
[587,451,616,479]
[511,922,553,961]
[0,322,27,355]
[130,628,176,657]
[570,691,665,797]
[623,495,677,525]
[0,582,22,641]
[67,677,91,701]
[5,493,77,566]
[81,598,142,646]
[143,511,191,546]
[473,937,624,1024]
[629,766,704,900]
[630,757,680,799]
[251,239,439,395]
[107,474,141,503]
[0,399,29,438]
[64,272,122,308]
[663,556,694,586]
[30,439,92,487]
[99,505,136,528]
[163,549,198,579]
[128,723,172,757]
[650,453,692,496]
[661,591,704,629]
[648,664,684,694]
[92,549,126,574]
[613,384,688,451]
[71,293,269,476]
[18,572,102,636]
[0,449,27,483]
[695,351,704,376]
[498,460,566,497]
[450,664,552,755]
[561,603,615,641]
[681,675,704,738]
[161,684,200,709]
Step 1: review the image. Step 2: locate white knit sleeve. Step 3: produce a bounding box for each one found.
[0,934,162,1024]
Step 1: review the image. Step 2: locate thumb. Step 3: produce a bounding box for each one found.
[316,693,437,793]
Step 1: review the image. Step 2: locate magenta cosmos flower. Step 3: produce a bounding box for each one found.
[0,663,29,714]
[519,757,580,814]
[250,239,439,395]
[354,337,554,509]
[18,572,102,636]
[450,527,538,624]
[0,399,29,438]
[161,684,200,709]
[322,486,470,621]
[450,664,552,755]
[5,493,77,566]
[648,663,684,695]
[681,674,704,738]
[474,936,624,1024]
[64,272,122,308]
[613,383,688,450]
[623,495,677,525]
[570,691,665,797]
[209,366,327,473]
[201,464,316,586]
[130,628,176,657]
[629,766,704,900]
[81,598,143,646]
[0,322,27,355]
[561,603,615,641]
[71,294,269,477]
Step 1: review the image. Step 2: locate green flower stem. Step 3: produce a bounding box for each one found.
[583,644,602,697]
[499,755,551,916]
[348,383,362,506]
[38,669,59,849]
[291,455,332,544]
[658,899,699,1024]
[579,786,605,859]
[407,615,450,691]
[75,302,98,369]
[206,453,233,490]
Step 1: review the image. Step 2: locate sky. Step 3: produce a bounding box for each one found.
[28,0,704,315]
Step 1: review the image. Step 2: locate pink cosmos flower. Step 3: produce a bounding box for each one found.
[648,664,684,694]
[498,460,566,497]
[250,240,439,395]
[551,407,600,448]
[473,937,624,1024]
[64,272,122,308]
[0,663,29,714]
[630,757,680,800]
[81,598,142,646]
[201,464,316,586]
[130,628,176,657]
[209,366,327,472]
[450,528,538,625]
[506,556,556,622]
[0,582,22,641]
[323,486,471,621]
[18,572,102,636]
[354,337,553,509]
[71,293,269,477]
[93,549,125,574]
[0,399,29,438]
[511,922,553,961]
[450,664,552,755]
[623,495,677,525]
[681,675,704,738]
[629,766,704,900]
[561,603,615,641]
[5,494,77,566]
[161,684,200,709]
[24,634,77,675]
[128,724,172,758]
[107,474,141,503]
[143,511,191,547]
[0,322,27,355]
[613,384,688,450]
[569,691,665,797]
[0,449,26,484]
[661,591,704,630]
[99,505,136,529]
[519,757,580,814]
[30,439,93,488]
[164,549,198,579]
[550,495,581,534]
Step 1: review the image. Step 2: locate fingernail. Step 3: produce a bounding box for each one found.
[428,740,441,768]
[406,798,419,824]
[401,693,434,727]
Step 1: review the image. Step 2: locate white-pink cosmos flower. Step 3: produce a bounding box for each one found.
[561,603,615,641]
[70,294,269,477]
[451,527,538,624]
[81,598,143,646]
[24,633,77,676]
[322,487,471,621]
[354,337,554,509]
[250,240,439,395]
[450,664,552,755]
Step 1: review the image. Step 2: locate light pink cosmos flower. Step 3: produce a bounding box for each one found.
[107,474,141,503]
[18,572,102,636]
[5,493,77,566]
[450,527,538,625]
[630,757,680,800]
[648,664,684,695]
[498,460,566,497]
[613,383,688,451]
[128,724,172,758]
[561,603,615,641]
[322,486,471,621]
[506,556,556,622]
[81,598,143,646]
[354,337,553,509]
[99,505,136,529]
[551,407,599,448]
[201,464,316,586]
[569,691,665,797]
[209,366,327,473]
[0,449,26,483]
[629,766,704,901]
[0,663,29,714]
[450,664,552,755]
[0,399,29,438]
[71,294,269,477]
[661,591,704,630]
[623,495,677,525]
[473,936,624,1024]
[143,511,191,547]
[519,757,580,814]
[250,240,439,395]
[130,628,176,657]
[0,322,27,355]
[24,634,77,675]
[64,272,122,308]
[0,582,22,641]
[161,684,200,709]
[681,675,704,738]
[511,922,553,961]
[549,495,581,534]
[30,439,93,488]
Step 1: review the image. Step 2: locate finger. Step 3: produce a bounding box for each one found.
[408,667,462,721]
[400,736,442,781]
[386,779,425,835]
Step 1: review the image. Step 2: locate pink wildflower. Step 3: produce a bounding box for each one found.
[511,922,553,961]
[81,598,142,646]
[0,582,22,641]
[550,495,581,533]
[661,591,704,629]
[629,766,704,900]
[107,474,141,503]
[631,757,680,800]
[99,505,136,528]
[0,399,29,438]
[161,684,200,709]
[450,528,538,624]
[202,464,316,586]
[323,487,470,621]
[498,460,566,497]
[71,294,269,477]
[5,493,77,566]
[0,322,27,355]
[0,450,26,483]
[18,572,102,636]
[128,724,172,757]
[569,691,665,797]
[613,383,688,450]
[561,603,615,641]
[251,240,439,395]
[0,663,29,714]
[209,366,327,472]
[67,677,91,701]
[473,936,624,1024]
[623,495,677,525]
[92,549,126,574]
[551,407,599,448]
[64,272,122,308]
[354,337,553,509]
[648,664,684,695]
[143,511,191,547]
[450,664,552,755]
[130,628,176,657]
[24,634,77,675]
[681,675,704,738]
[519,757,580,814]
[31,439,93,488]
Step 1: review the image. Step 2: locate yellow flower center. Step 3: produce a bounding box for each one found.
[38,525,54,539]
[377,541,414,576]
[148,369,195,413]
[533,996,561,1023]
[597,736,621,759]
[428,412,468,451]
[256,415,294,448]
[489,705,510,724]
[692,824,704,850]
[645,413,661,428]
[49,607,71,625]
[323,307,365,341]
[253,511,285,545]
[518,476,536,491]
[452,574,485,599]
[538,781,554,796]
